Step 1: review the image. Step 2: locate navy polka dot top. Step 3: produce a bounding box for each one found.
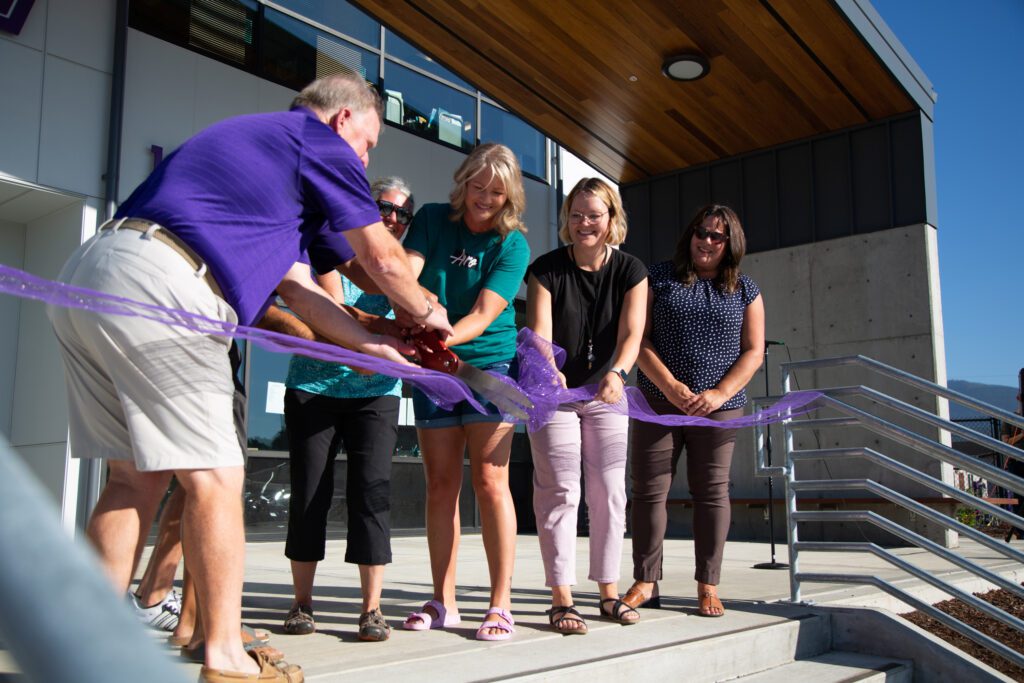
[637,261,760,411]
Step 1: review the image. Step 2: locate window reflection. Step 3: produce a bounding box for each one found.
[384,59,475,150]
[261,7,379,91]
[482,102,547,181]
[246,343,290,453]
[384,31,473,91]
[272,0,379,48]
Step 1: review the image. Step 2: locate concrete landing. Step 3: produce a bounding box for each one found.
[1,533,1017,681]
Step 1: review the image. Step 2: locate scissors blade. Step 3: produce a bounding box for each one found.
[454,362,533,421]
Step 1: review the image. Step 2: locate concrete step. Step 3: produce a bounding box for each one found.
[315,606,830,682]
[731,651,913,682]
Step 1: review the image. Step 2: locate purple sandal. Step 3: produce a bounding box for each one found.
[402,599,461,631]
[475,607,515,641]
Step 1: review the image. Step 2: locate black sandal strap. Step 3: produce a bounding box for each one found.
[601,598,639,621]
[546,604,585,627]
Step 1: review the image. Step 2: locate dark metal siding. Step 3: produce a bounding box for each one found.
[622,112,934,259]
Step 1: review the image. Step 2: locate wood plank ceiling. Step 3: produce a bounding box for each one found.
[352,0,916,185]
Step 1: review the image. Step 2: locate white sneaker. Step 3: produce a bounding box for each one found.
[128,589,181,631]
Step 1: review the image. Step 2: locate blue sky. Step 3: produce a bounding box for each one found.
[872,0,1024,387]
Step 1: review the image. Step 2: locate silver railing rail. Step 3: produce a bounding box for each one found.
[0,435,187,682]
[752,354,1024,669]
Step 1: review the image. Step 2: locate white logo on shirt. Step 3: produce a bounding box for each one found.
[449,249,479,269]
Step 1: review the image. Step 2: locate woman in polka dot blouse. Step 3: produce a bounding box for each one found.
[622,204,765,618]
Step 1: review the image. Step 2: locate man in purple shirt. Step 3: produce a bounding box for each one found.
[48,73,451,681]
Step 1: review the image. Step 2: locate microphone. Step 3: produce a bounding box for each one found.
[766,340,785,346]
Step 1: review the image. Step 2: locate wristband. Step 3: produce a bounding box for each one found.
[611,367,628,384]
[411,300,433,323]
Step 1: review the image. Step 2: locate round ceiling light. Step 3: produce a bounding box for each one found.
[662,54,710,82]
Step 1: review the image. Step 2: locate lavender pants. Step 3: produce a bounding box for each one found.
[530,400,629,587]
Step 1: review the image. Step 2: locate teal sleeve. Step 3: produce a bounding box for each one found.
[482,232,530,303]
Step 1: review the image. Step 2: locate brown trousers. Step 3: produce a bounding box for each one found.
[630,401,743,585]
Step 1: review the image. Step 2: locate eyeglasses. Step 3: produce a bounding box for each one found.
[377,199,413,225]
[569,211,608,224]
[694,225,728,244]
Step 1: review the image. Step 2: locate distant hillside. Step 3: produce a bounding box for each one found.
[948,379,1017,420]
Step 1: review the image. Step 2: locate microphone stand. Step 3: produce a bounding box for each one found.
[754,340,789,570]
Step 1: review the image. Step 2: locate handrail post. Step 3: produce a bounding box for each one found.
[781,367,801,602]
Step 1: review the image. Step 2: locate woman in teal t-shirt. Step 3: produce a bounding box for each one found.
[400,143,530,641]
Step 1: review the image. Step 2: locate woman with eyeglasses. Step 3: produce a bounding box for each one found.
[400,143,530,641]
[623,203,764,618]
[525,178,647,634]
[280,176,414,642]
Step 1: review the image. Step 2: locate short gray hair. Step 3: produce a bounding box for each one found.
[371,176,414,212]
[291,73,383,119]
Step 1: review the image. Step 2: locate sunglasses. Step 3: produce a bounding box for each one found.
[694,225,729,244]
[377,199,413,225]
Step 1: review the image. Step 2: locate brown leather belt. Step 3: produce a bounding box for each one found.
[101,218,224,299]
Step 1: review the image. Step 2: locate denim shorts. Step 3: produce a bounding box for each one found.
[412,359,517,429]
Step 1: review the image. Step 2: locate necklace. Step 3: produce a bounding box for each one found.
[569,244,610,370]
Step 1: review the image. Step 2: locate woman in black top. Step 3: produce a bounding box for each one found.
[526,178,648,634]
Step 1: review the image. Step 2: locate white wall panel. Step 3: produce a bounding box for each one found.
[37,56,110,197]
[258,79,298,113]
[521,179,558,265]
[193,57,260,132]
[14,442,70,509]
[45,0,114,73]
[11,202,83,447]
[120,30,196,200]
[0,40,44,183]
[0,220,26,438]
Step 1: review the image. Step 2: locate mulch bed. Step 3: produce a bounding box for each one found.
[901,587,1024,681]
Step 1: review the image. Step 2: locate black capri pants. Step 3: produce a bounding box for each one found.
[284,389,399,565]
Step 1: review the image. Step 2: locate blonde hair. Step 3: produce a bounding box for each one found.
[448,143,527,238]
[557,178,627,246]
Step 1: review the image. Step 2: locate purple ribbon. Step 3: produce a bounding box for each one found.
[513,328,820,431]
[0,263,822,429]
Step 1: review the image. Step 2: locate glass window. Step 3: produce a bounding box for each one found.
[129,0,259,70]
[385,31,473,91]
[383,59,475,150]
[272,0,379,48]
[261,6,379,91]
[482,102,547,181]
[245,343,290,453]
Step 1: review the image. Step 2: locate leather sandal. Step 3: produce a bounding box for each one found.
[199,648,303,682]
[599,598,640,625]
[357,608,391,642]
[622,581,660,610]
[283,604,315,635]
[546,605,588,635]
[698,587,725,617]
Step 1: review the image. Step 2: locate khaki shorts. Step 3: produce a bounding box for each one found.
[48,226,243,472]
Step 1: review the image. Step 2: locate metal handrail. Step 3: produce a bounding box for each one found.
[754,354,1024,669]
[0,435,186,682]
